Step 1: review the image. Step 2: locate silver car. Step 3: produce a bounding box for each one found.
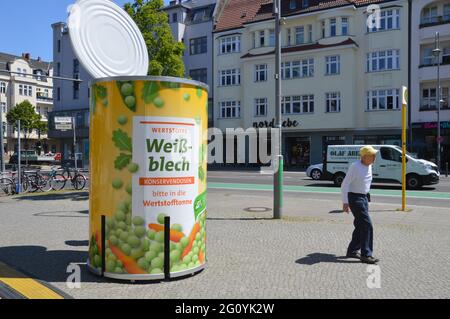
[306,163,323,180]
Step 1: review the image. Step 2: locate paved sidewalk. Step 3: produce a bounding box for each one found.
[0,189,449,298]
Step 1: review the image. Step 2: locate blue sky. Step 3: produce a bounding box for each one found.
[0,0,170,62]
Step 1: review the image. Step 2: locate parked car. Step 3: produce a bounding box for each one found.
[306,163,323,180]
[323,145,440,189]
[9,150,61,165]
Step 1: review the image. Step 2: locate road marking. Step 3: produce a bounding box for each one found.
[208,182,450,200]
[0,262,65,299]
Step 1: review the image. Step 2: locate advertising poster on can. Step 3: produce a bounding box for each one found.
[88,78,208,279]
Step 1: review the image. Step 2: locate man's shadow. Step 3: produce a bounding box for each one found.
[296,253,361,265]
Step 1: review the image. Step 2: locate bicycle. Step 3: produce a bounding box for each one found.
[0,172,15,195]
[59,165,87,190]
[45,166,67,191]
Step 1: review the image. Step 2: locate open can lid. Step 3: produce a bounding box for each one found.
[67,0,149,79]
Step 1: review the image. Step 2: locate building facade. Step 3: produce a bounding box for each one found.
[49,22,92,166]
[0,52,55,158]
[213,0,409,169]
[411,0,450,169]
[163,0,222,126]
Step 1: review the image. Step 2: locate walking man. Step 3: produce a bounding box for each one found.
[341,146,379,264]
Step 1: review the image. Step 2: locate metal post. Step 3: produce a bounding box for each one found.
[73,116,77,171]
[401,87,407,211]
[273,0,283,219]
[17,120,21,194]
[164,216,171,280]
[0,93,5,172]
[434,32,442,172]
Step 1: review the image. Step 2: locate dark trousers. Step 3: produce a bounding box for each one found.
[347,192,373,257]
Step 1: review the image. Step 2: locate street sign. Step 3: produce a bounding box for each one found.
[55,124,73,131]
[54,117,73,124]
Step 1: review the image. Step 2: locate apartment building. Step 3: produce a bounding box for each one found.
[213,0,409,169]
[0,52,55,157]
[411,0,450,168]
[49,22,92,165]
[163,0,223,126]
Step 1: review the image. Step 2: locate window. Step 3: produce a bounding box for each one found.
[321,21,326,38]
[302,0,309,8]
[190,37,207,55]
[220,36,240,54]
[172,13,178,23]
[326,92,341,113]
[259,31,265,47]
[282,59,314,79]
[282,95,314,114]
[220,101,240,118]
[219,69,240,86]
[57,87,61,101]
[341,17,348,35]
[269,29,275,47]
[189,68,207,84]
[307,24,313,42]
[255,98,268,117]
[380,147,402,162]
[1,102,6,113]
[19,84,23,96]
[422,6,438,24]
[0,82,6,94]
[193,9,206,23]
[290,0,296,10]
[57,40,61,53]
[369,9,400,32]
[366,50,400,72]
[73,82,80,100]
[295,26,304,44]
[366,89,400,111]
[325,55,340,75]
[422,48,434,65]
[255,64,268,82]
[287,28,292,46]
[330,18,336,37]
[421,88,437,110]
[57,62,61,77]
[73,59,80,78]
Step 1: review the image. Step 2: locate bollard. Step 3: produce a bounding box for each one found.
[446,162,448,178]
[164,216,171,281]
[101,215,106,276]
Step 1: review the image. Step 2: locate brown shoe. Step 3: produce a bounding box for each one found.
[361,256,379,264]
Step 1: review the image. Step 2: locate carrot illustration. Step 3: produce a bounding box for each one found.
[148,224,185,243]
[109,242,147,275]
[95,231,102,254]
[181,222,201,258]
[199,250,205,264]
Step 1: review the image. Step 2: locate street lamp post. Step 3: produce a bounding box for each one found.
[273,0,283,219]
[432,32,442,171]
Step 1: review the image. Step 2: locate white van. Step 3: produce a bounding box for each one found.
[324,145,440,189]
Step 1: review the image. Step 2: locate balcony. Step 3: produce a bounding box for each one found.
[420,14,450,28]
[36,93,53,104]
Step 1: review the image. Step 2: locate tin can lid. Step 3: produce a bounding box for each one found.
[67,0,149,79]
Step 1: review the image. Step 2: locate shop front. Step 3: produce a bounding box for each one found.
[412,121,450,169]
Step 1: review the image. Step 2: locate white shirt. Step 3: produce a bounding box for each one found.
[341,160,373,204]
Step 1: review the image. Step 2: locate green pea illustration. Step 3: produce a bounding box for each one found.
[127,235,141,248]
[154,231,165,243]
[151,268,163,274]
[121,83,134,96]
[157,213,166,225]
[134,226,146,237]
[183,93,190,102]
[180,237,189,248]
[127,163,139,173]
[112,178,123,189]
[151,257,163,269]
[125,96,136,109]
[171,224,183,232]
[126,183,132,195]
[137,258,149,270]
[153,97,165,108]
[145,251,157,262]
[118,115,128,126]
[133,216,145,226]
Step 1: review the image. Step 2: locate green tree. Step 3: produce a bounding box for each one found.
[124,0,185,77]
[6,100,47,156]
